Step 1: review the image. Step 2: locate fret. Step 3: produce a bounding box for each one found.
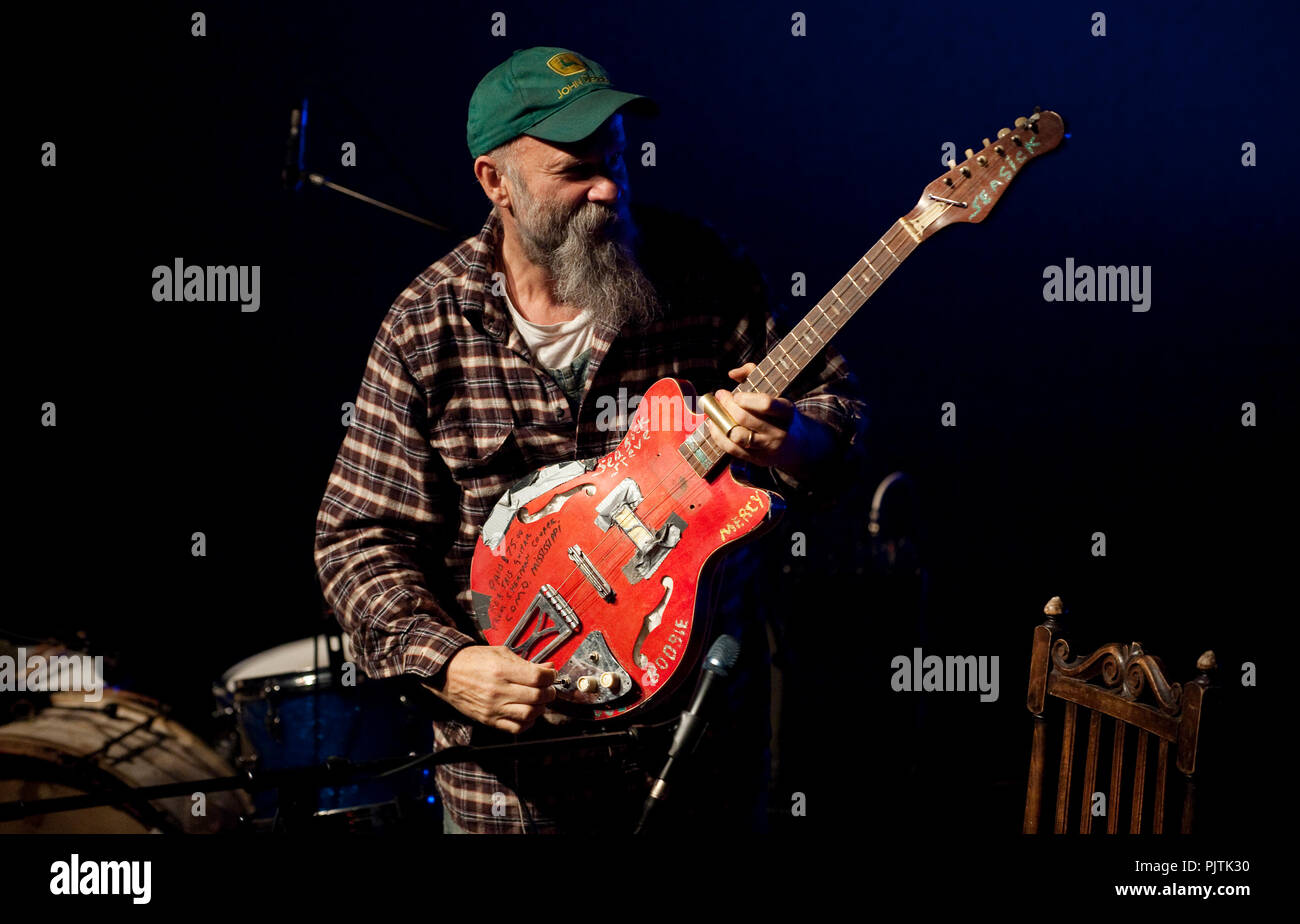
[860,256,886,284]
[843,273,870,299]
[807,315,835,342]
[799,320,826,348]
[681,217,925,474]
[785,331,814,363]
[830,276,858,303]
[770,346,795,381]
[800,318,821,348]
[827,291,852,324]
[814,303,838,336]
[750,367,779,394]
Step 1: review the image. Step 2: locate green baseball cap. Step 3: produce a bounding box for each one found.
[467,46,658,158]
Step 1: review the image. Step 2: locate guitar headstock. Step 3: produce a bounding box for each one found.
[905,109,1065,240]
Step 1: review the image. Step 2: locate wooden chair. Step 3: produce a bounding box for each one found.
[1023,596,1215,834]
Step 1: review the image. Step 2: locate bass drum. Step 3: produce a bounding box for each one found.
[0,689,252,833]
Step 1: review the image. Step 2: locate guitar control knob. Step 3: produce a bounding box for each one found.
[599,672,619,691]
[576,675,599,694]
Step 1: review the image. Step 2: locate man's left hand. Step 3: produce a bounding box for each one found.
[706,363,834,481]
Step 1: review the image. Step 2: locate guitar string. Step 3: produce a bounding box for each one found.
[505,194,959,668]
[538,137,1044,667]
[532,200,951,639]
[532,217,935,629]
[562,198,948,580]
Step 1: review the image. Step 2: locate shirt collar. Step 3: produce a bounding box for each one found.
[460,210,510,340]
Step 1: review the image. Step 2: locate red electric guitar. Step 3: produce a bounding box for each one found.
[470,110,1066,719]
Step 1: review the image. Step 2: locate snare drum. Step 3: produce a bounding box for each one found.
[215,635,434,824]
[0,689,251,833]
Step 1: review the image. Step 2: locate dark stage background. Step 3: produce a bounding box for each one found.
[12,0,1294,857]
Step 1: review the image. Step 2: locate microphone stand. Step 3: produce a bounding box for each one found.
[281,98,455,234]
[300,171,452,232]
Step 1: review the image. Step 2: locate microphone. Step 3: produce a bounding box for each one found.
[634,634,740,833]
[281,99,307,191]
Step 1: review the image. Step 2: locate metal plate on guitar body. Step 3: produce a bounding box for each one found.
[470,377,785,721]
[555,630,634,708]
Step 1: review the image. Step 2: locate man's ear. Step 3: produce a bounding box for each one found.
[474,155,511,210]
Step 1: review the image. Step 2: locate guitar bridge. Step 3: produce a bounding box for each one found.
[503,584,581,663]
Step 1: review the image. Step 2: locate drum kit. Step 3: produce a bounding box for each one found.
[0,634,437,833]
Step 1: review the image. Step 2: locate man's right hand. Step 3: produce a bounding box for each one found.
[423,645,557,734]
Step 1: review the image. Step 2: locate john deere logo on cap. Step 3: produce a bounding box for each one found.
[546,53,587,76]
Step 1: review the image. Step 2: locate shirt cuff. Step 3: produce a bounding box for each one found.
[395,617,479,681]
[770,396,865,496]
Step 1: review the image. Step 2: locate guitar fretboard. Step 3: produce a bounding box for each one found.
[679,218,921,477]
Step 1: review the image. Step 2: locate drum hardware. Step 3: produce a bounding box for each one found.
[76,709,163,767]
[0,703,700,832]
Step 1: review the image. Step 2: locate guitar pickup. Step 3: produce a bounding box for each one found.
[568,545,615,601]
[594,478,688,585]
[502,584,580,663]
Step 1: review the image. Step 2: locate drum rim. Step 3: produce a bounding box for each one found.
[227,666,341,697]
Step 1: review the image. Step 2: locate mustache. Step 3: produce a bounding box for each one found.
[565,200,624,242]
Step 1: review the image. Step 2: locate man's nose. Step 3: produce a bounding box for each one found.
[587,175,622,205]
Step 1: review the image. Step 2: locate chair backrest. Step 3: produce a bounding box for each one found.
[1024,596,1215,834]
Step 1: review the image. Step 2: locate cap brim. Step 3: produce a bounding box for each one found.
[526,89,659,145]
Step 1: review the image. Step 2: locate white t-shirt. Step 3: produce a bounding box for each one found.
[502,289,595,371]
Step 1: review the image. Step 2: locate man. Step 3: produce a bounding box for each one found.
[314,46,867,833]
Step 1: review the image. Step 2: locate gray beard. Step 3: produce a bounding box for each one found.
[505,170,661,330]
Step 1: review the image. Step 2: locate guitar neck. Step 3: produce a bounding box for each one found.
[735,218,920,399]
[680,218,921,475]
[678,107,1067,477]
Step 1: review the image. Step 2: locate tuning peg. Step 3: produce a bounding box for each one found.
[964,148,974,159]
[982,137,990,147]
[997,127,1011,138]
[1014,116,1028,128]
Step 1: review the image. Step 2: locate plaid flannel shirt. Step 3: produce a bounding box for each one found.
[314,205,867,832]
